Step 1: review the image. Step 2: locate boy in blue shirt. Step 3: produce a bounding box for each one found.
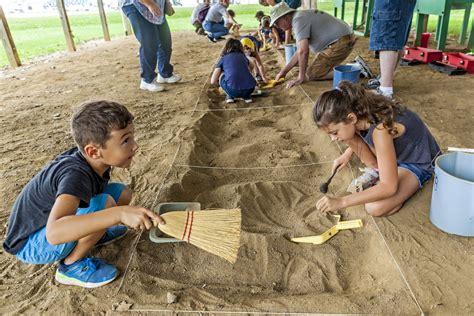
[3,100,164,288]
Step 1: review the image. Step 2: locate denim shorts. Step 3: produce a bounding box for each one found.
[398,163,432,188]
[219,75,255,99]
[276,0,301,9]
[16,183,126,264]
[369,0,416,51]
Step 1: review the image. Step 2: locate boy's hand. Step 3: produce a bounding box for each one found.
[120,206,165,230]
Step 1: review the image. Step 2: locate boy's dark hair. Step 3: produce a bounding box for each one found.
[71,100,134,151]
[221,38,244,56]
[262,15,270,27]
[313,81,405,136]
[228,9,235,17]
[255,10,264,19]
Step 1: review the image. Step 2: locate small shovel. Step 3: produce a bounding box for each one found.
[319,169,337,194]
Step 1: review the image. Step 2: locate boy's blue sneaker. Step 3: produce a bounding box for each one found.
[95,225,128,247]
[55,257,118,288]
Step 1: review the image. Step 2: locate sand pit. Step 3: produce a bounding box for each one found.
[0,32,473,314]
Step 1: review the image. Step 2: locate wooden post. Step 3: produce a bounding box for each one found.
[97,0,110,41]
[302,0,317,9]
[0,6,21,67]
[56,0,75,52]
[121,11,132,36]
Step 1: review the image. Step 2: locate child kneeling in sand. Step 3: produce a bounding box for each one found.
[240,36,268,83]
[211,38,256,104]
[314,81,440,216]
[2,100,164,288]
[226,9,242,36]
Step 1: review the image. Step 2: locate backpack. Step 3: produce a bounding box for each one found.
[197,5,210,23]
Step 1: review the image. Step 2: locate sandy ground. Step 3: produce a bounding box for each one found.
[0,32,473,315]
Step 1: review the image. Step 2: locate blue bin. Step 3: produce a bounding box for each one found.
[430,152,474,237]
[333,64,361,88]
[285,44,297,65]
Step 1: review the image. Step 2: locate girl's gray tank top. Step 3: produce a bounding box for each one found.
[363,108,441,173]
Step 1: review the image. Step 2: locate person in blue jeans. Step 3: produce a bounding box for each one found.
[120,0,181,92]
[369,0,416,98]
[2,100,164,288]
[211,39,256,103]
[203,0,233,42]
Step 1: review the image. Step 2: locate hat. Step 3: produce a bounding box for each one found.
[270,2,295,27]
[240,37,255,51]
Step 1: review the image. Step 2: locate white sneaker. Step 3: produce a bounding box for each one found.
[140,79,164,92]
[374,87,393,99]
[157,73,182,84]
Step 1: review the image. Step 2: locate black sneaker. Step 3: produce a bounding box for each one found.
[207,35,216,43]
[353,56,374,79]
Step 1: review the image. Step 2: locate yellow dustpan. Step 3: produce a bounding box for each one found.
[262,77,285,89]
[291,215,363,245]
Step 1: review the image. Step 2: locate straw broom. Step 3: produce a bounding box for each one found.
[156,208,241,264]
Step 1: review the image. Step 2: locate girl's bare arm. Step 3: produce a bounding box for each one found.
[210,68,222,85]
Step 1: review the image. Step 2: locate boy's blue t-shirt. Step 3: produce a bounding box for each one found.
[216,52,256,91]
[3,147,110,255]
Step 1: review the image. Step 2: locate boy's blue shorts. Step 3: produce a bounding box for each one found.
[16,183,126,264]
[398,163,432,188]
[369,0,416,51]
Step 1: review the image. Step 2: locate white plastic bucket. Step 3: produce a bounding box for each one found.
[284,44,297,65]
[430,152,474,236]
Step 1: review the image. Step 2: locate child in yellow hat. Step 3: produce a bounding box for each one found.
[240,36,268,83]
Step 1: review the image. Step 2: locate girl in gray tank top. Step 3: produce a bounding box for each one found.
[312,81,441,217]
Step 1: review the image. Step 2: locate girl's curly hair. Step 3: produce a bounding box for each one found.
[313,81,405,136]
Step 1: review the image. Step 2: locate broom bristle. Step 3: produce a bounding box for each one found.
[158,209,241,263]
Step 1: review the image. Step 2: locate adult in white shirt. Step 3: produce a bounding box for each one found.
[202,0,232,42]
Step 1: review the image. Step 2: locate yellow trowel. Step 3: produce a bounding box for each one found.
[291,215,363,245]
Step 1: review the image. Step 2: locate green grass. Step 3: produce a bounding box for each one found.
[1,3,472,67]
